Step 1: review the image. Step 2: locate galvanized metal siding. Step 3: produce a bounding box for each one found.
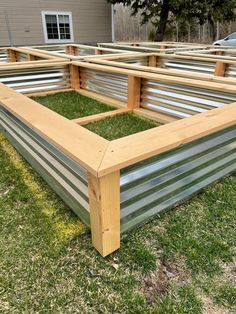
[0,50,8,64]
[141,79,236,119]
[162,58,215,74]
[116,57,149,66]
[0,106,90,226]
[0,65,70,93]
[120,126,236,233]
[81,68,128,102]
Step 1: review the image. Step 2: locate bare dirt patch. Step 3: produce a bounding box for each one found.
[141,257,192,304]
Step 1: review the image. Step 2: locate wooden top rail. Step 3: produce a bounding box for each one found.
[0,83,108,176]
[113,42,204,47]
[73,61,236,93]
[107,41,210,47]
[7,47,60,60]
[98,42,207,52]
[98,102,236,176]
[0,79,235,178]
[22,46,135,61]
[84,58,236,85]
[0,60,69,71]
[176,51,236,61]
[65,44,135,54]
[95,51,236,65]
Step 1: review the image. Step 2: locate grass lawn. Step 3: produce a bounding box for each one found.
[1,133,235,314]
[31,91,116,119]
[0,92,235,313]
[31,91,158,140]
[84,113,158,140]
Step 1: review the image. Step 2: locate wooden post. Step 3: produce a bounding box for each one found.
[7,49,17,62]
[27,54,36,61]
[127,75,141,109]
[66,45,77,56]
[214,61,227,77]
[69,64,81,90]
[95,49,103,55]
[148,55,157,67]
[88,171,120,257]
[216,50,224,56]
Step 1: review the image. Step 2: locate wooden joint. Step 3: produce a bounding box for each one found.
[128,75,141,109]
[214,61,227,77]
[69,64,81,89]
[66,45,77,56]
[27,54,36,61]
[95,49,103,55]
[72,108,132,125]
[148,55,157,67]
[88,171,120,257]
[8,49,18,62]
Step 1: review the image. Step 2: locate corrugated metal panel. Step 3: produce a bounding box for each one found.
[162,58,215,74]
[0,105,90,226]
[0,50,8,64]
[81,68,128,102]
[0,65,70,93]
[35,45,67,54]
[120,126,236,233]
[116,57,149,66]
[225,64,236,79]
[17,52,28,62]
[141,79,236,119]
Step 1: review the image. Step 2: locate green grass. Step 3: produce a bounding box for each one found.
[31,91,116,119]
[31,91,158,140]
[84,113,158,140]
[1,92,236,312]
[0,132,236,313]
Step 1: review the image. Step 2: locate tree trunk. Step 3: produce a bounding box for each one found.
[208,14,216,41]
[187,23,191,42]
[216,21,220,40]
[155,0,169,41]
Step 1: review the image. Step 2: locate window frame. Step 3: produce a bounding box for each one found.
[41,11,74,43]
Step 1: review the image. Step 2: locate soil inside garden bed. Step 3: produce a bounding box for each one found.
[32,91,159,140]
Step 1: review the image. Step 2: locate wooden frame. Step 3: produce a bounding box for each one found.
[0,47,65,68]
[84,51,236,81]
[21,44,136,61]
[0,45,236,257]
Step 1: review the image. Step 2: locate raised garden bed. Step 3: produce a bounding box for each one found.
[0,53,235,257]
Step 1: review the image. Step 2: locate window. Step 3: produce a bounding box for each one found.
[42,11,74,43]
[227,32,236,40]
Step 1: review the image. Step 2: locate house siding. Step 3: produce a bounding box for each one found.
[0,0,112,46]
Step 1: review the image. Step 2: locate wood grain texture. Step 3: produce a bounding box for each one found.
[70,64,81,89]
[0,83,108,175]
[98,102,236,176]
[73,61,236,93]
[88,171,120,257]
[72,108,132,125]
[214,61,227,77]
[128,75,141,109]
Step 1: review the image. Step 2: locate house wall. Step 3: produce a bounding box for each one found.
[0,0,112,46]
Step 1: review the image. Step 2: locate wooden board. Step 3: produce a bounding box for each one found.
[98,102,236,176]
[0,83,108,175]
[72,108,132,125]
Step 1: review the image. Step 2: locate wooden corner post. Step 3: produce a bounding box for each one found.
[148,55,157,67]
[128,75,141,109]
[214,61,226,77]
[88,171,120,257]
[7,49,17,62]
[69,64,81,90]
